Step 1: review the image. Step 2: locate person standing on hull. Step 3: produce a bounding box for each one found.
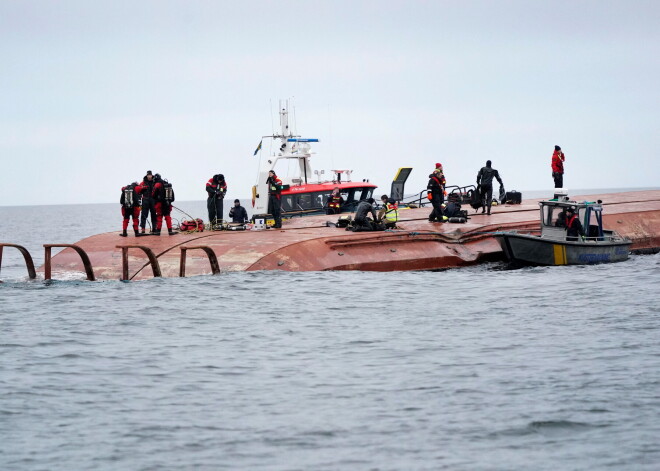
[139,170,158,233]
[427,166,446,222]
[476,160,504,215]
[119,182,144,237]
[551,145,566,188]
[267,170,283,229]
[153,174,177,236]
[206,174,227,226]
[229,199,248,223]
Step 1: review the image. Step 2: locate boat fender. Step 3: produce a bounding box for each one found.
[448,217,467,224]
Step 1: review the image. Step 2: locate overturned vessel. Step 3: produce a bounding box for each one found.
[1,190,653,281]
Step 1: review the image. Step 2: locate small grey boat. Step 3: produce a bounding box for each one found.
[495,197,631,266]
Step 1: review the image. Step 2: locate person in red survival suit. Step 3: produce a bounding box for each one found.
[267,170,283,228]
[119,182,144,237]
[139,170,158,233]
[551,145,566,188]
[153,174,177,236]
[206,174,227,226]
[326,187,344,214]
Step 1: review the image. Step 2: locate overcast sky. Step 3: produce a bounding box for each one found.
[1,0,658,206]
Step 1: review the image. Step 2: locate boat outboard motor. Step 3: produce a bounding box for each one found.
[554,188,569,202]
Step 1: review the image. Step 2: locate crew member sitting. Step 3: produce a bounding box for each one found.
[327,187,344,215]
[229,199,248,223]
[378,194,399,229]
[565,207,584,241]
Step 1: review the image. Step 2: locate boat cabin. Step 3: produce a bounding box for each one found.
[540,200,609,242]
[281,181,376,215]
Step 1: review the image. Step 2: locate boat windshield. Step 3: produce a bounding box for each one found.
[281,187,374,212]
[543,205,567,227]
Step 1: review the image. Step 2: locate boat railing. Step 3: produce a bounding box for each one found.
[0,243,37,280]
[401,190,431,208]
[179,246,220,277]
[115,245,162,281]
[44,244,95,281]
[538,233,625,243]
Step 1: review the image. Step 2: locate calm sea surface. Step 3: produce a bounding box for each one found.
[1,194,659,470]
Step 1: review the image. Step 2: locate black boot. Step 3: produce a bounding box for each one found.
[155,229,161,236]
[120,230,128,237]
[134,229,142,237]
[168,229,177,235]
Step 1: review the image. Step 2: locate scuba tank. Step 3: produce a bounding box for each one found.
[123,185,135,208]
[164,181,174,203]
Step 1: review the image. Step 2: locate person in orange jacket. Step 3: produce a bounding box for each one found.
[551,145,566,188]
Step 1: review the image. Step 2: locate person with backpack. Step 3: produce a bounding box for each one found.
[427,168,446,222]
[476,160,504,215]
[153,174,177,236]
[551,145,566,188]
[119,182,144,237]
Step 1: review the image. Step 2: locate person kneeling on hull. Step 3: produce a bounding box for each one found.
[153,174,177,236]
[120,182,144,237]
[352,198,379,231]
[378,194,399,229]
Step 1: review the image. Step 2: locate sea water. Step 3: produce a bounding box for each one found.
[1,196,659,470]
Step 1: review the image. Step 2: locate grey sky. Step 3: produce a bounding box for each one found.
[1,0,658,206]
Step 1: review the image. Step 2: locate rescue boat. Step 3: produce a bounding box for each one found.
[251,101,377,218]
[495,194,632,266]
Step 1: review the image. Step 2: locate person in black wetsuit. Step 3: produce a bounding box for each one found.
[139,170,158,233]
[206,174,227,225]
[352,198,378,231]
[229,199,248,223]
[476,160,504,215]
[427,170,446,222]
[267,170,283,229]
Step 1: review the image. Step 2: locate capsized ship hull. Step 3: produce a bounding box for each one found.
[38,190,660,280]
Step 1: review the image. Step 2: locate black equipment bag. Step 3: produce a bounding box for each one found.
[503,191,522,204]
